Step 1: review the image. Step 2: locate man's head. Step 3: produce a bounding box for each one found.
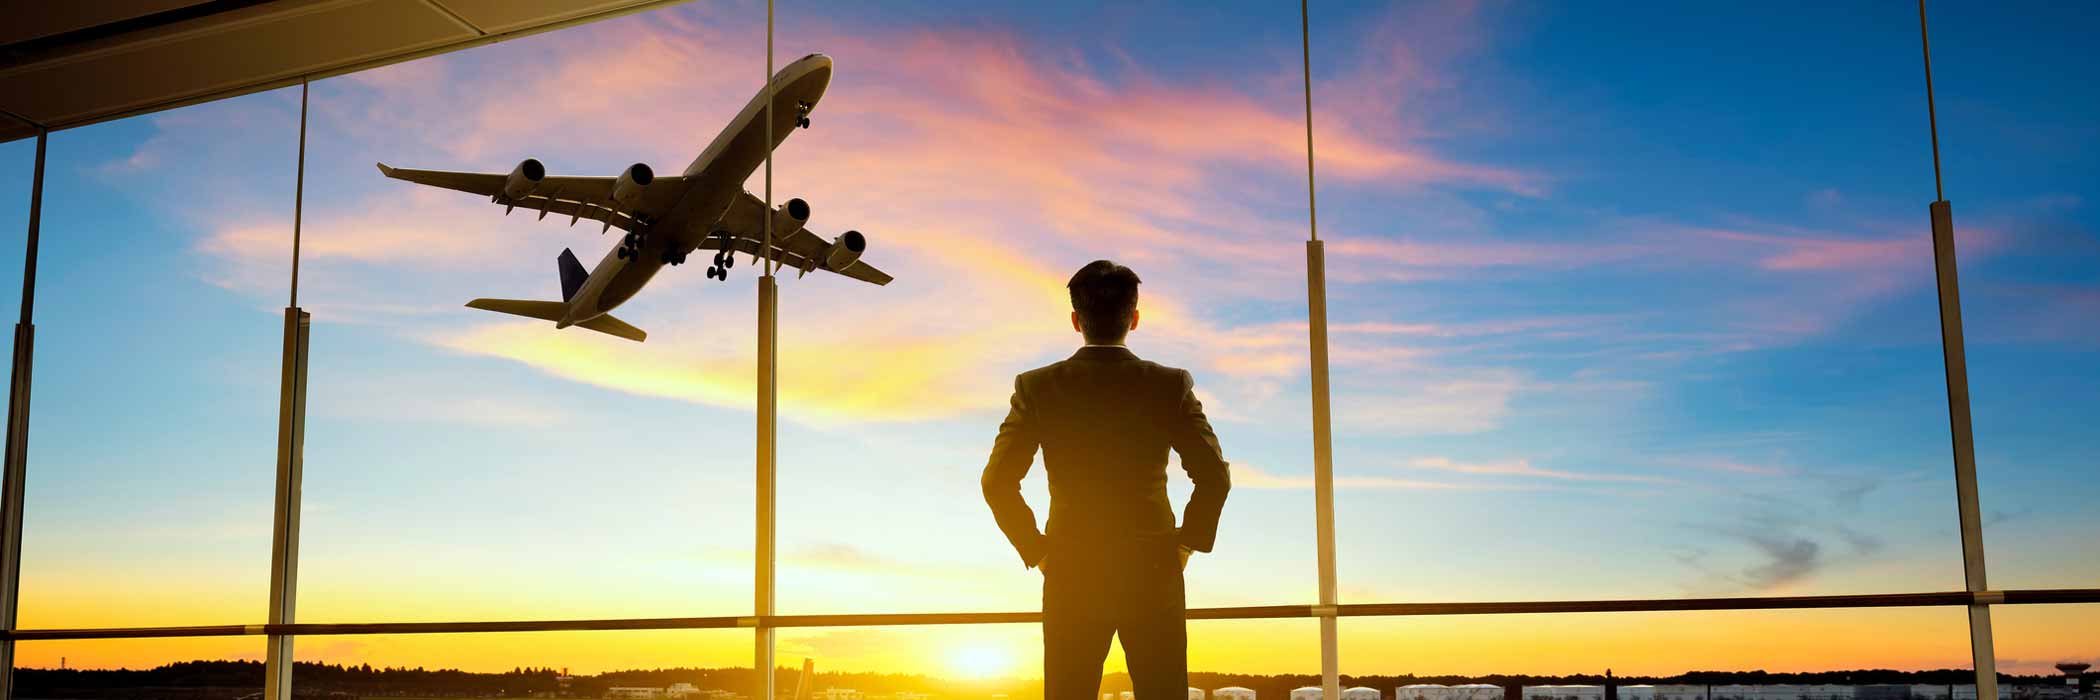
[1066,260,1141,345]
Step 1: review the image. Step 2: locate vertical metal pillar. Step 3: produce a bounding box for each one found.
[1934,198,1997,697]
[1299,2,1341,698]
[264,80,312,700]
[263,308,309,700]
[755,275,777,698]
[1917,3,1996,697]
[0,130,47,700]
[1307,241,1339,700]
[754,1,779,697]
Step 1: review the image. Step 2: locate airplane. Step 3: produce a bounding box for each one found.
[375,53,889,343]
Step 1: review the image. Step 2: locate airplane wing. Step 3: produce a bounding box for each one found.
[702,230,893,286]
[708,192,892,285]
[375,163,685,232]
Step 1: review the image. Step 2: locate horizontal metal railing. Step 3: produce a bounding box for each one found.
[8,588,2097,641]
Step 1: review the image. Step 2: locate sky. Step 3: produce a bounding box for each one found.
[0,0,2094,684]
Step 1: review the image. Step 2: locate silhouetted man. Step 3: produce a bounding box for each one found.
[981,260,1231,700]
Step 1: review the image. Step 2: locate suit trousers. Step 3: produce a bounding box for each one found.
[1041,542,1188,700]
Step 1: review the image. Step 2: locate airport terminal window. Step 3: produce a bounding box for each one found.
[286,631,755,698]
[1992,605,2100,686]
[18,91,298,629]
[4,0,2098,696]
[771,619,1317,696]
[11,638,263,698]
[768,0,1320,616]
[288,5,763,623]
[1339,609,1975,691]
[1930,2,2100,591]
[1314,2,1966,604]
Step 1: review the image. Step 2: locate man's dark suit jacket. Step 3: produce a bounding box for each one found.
[980,345,1231,569]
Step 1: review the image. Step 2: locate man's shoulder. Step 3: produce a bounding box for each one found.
[1015,356,1189,386]
[1132,358,1192,384]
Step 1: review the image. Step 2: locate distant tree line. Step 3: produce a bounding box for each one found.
[11,660,2060,700]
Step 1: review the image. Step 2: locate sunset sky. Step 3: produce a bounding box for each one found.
[0,0,2093,683]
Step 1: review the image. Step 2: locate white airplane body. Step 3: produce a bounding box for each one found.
[377,53,888,342]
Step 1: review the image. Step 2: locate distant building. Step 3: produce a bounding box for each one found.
[1192,688,1208,700]
[1653,685,1704,700]
[1216,686,1258,700]
[1398,685,1450,700]
[666,684,700,699]
[1621,685,1656,700]
[608,689,666,700]
[1125,692,1137,700]
[1859,685,1912,700]
[1528,686,1606,700]
[1813,686,1858,700]
[1345,688,1381,700]
[1293,687,1326,700]
[818,690,863,700]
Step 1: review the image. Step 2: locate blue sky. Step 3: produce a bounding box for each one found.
[0,0,2092,677]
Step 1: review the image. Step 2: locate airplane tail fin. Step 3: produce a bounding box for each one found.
[558,248,588,302]
[464,298,647,343]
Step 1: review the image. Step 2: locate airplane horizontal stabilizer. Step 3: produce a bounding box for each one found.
[465,299,647,342]
[466,298,567,322]
[577,314,646,342]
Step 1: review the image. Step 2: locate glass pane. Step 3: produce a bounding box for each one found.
[774,618,1316,694]
[291,4,761,622]
[1993,604,2100,688]
[772,1,1315,616]
[1343,608,1973,686]
[289,630,752,695]
[1315,2,1966,602]
[15,637,264,698]
[21,90,298,628]
[1936,3,2100,590]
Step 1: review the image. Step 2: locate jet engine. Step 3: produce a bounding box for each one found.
[611,163,654,209]
[503,158,545,199]
[766,198,811,238]
[822,230,866,271]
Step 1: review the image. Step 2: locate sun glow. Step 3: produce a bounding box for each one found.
[947,644,1014,679]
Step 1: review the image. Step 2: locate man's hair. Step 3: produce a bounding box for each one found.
[1067,260,1141,344]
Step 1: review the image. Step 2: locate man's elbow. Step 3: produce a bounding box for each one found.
[980,468,1016,504]
[1198,462,1232,497]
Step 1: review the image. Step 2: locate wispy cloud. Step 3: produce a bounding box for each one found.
[1235,463,1525,491]
[1404,456,1678,485]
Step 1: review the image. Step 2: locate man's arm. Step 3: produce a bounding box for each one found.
[981,376,1048,568]
[1170,369,1231,553]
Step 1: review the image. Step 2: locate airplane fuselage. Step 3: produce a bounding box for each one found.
[555,54,833,328]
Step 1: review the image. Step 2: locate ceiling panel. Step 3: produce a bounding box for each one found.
[0,0,684,143]
[437,0,650,35]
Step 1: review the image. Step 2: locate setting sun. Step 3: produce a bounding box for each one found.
[948,644,1015,680]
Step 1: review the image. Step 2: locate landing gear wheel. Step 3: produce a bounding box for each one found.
[797,117,811,129]
[706,266,722,280]
[617,247,633,260]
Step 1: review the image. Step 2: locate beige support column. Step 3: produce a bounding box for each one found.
[0,130,47,700]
